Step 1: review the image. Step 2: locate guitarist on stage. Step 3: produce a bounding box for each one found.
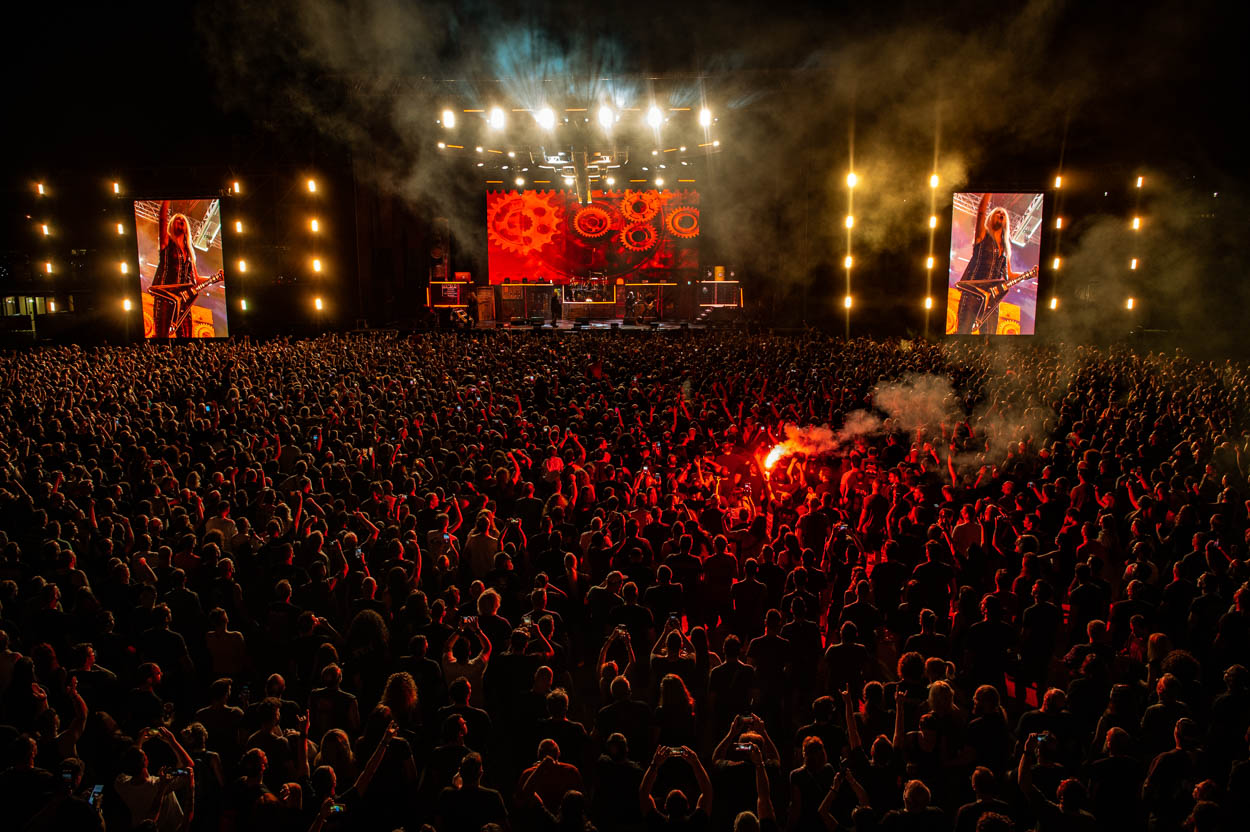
[152,200,219,337]
[954,193,1031,335]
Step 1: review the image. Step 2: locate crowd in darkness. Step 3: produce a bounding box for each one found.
[0,331,1248,832]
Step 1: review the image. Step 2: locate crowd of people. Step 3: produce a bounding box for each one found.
[0,331,1247,832]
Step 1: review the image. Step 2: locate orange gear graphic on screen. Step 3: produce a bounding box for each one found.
[193,320,216,339]
[488,192,563,255]
[620,223,659,252]
[619,190,664,223]
[665,206,700,238]
[572,204,613,238]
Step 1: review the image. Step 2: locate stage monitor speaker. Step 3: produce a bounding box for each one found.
[528,316,546,327]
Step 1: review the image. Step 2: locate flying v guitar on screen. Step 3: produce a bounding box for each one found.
[953,265,1039,333]
[148,271,225,337]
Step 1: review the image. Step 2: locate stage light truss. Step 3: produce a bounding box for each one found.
[531,148,630,203]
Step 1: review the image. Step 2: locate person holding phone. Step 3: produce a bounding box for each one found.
[639,744,714,830]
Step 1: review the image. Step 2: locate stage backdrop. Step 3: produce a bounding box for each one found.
[486,188,699,283]
[945,192,1043,336]
[132,198,229,338]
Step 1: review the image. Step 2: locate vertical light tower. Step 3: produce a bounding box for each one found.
[924,164,939,338]
[1049,158,1065,315]
[844,162,856,339]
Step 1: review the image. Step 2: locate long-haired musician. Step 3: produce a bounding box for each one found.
[954,194,1030,335]
[151,200,216,338]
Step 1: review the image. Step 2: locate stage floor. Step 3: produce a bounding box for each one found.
[475,318,705,332]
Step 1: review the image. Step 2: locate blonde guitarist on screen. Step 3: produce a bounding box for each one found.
[953,193,1038,334]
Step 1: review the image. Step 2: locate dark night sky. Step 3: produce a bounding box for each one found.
[4,1,1243,175]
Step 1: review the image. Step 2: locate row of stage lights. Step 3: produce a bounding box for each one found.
[440,104,714,132]
[435,141,718,190]
[32,177,331,318]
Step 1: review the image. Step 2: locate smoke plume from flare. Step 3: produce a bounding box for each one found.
[763,416,882,471]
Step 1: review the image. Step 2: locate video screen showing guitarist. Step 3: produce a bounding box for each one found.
[948,192,1041,335]
[133,198,228,338]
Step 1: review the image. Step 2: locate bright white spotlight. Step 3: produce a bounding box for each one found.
[437,142,446,149]
[307,179,317,193]
[846,172,858,188]
[646,106,663,129]
[48,301,55,312]
[488,107,506,129]
[123,298,133,312]
[536,107,556,130]
[712,140,720,147]
[605,177,616,186]
[1130,258,1138,270]
[564,177,574,186]
[512,177,524,187]
[441,109,456,128]
[1136,176,1144,188]
[314,296,324,311]
[238,260,247,273]
[310,218,320,233]
[117,223,125,235]
[1052,257,1061,270]
[1131,217,1141,230]
[928,215,938,229]
[1054,175,1063,189]
[41,224,49,236]
[232,181,241,193]
[235,220,244,233]
[1055,217,1063,229]
[1049,297,1059,310]
[655,177,664,187]
[475,146,483,153]
[45,262,52,274]
[844,255,853,269]
[926,256,935,270]
[240,299,248,311]
[37,183,45,195]
[598,105,613,129]
[843,295,853,309]
[924,296,934,309]
[1126,297,1135,310]
[312,258,323,273]
[698,107,712,127]
[120,262,128,275]
[112,182,121,194]
[929,174,939,189]
[844,215,854,228]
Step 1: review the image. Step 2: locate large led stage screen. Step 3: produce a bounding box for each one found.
[133,198,229,338]
[946,192,1043,335]
[486,188,699,283]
